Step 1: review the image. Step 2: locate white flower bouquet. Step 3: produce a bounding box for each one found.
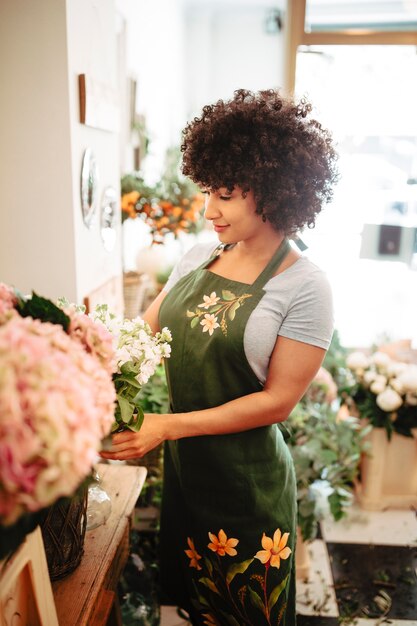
[92,304,172,433]
[0,284,116,543]
[344,350,417,438]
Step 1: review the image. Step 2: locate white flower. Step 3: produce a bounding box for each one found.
[370,351,391,371]
[198,292,220,309]
[200,314,220,336]
[390,377,404,394]
[363,370,377,386]
[397,365,417,393]
[346,351,369,371]
[376,388,403,412]
[370,375,387,395]
[386,361,407,377]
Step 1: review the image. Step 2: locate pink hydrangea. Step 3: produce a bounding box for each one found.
[66,308,116,375]
[0,282,18,325]
[0,316,116,526]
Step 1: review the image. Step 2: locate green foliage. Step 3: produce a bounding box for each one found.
[287,401,368,542]
[16,292,70,332]
[322,329,350,388]
[134,364,170,415]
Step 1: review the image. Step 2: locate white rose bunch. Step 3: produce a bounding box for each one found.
[346,349,417,437]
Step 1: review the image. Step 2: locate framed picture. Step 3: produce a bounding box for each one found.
[79,74,119,132]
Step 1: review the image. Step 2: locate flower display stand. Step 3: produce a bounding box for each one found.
[296,527,311,580]
[356,427,417,510]
[0,526,59,626]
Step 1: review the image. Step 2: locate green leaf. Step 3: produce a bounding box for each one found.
[209,304,222,313]
[226,558,253,584]
[17,292,71,331]
[186,310,196,317]
[268,574,289,612]
[117,394,135,424]
[222,289,235,301]
[204,557,213,577]
[248,586,266,615]
[227,301,240,321]
[199,577,221,595]
[191,316,200,329]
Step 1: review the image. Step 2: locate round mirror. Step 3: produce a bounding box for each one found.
[80,148,99,228]
[100,186,118,251]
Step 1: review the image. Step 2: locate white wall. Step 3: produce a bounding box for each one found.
[0,0,122,305]
[0,0,76,299]
[116,0,187,182]
[184,1,286,118]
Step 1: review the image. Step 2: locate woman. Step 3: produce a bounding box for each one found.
[102,89,338,625]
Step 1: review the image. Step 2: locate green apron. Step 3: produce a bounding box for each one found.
[158,238,297,626]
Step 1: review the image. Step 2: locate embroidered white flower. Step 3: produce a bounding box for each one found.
[200,314,220,336]
[198,292,220,309]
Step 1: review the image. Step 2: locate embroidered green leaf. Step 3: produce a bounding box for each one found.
[190,316,200,328]
[191,581,210,608]
[268,574,289,613]
[227,300,240,321]
[204,557,213,577]
[186,310,196,317]
[218,610,240,626]
[199,577,221,596]
[222,289,235,301]
[248,586,266,616]
[209,304,222,313]
[226,558,253,585]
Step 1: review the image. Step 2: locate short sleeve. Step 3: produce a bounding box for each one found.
[278,268,334,349]
[164,241,218,293]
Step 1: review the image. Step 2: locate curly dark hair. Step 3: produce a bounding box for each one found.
[181,89,338,234]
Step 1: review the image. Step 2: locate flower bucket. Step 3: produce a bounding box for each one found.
[40,486,88,580]
[356,427,417,510]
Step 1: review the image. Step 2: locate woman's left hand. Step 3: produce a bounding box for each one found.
[99,414,167,461]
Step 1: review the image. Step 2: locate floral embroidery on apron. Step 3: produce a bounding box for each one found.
[187,289,253,336]
[184,528,292,626]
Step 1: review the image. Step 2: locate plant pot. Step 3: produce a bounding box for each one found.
[295,526,311,580]
[356,427,417,510]
[40,486,88,580]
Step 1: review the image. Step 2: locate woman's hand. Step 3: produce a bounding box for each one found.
[99,414,168,461]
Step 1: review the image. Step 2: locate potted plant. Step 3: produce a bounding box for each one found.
[287,397,368,578]
[343,350,417,510]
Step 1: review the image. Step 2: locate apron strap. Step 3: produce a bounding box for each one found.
[251,237,291,289]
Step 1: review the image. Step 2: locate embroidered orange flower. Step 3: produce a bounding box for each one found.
[255,529,292,569]
[200,314,220,336]
[198,292,220,309]
[184,537,202,570]
[208,529,239,557]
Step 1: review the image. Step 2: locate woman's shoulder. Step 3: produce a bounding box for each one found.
[181,239,220,265]
[164,239,219,292]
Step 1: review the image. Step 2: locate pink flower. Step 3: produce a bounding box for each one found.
[0,315,116,526]
[0,283,18,324]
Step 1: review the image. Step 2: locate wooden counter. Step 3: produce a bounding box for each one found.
[52,464,147,626]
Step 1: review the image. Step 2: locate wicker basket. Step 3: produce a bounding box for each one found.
[123,271,154,319]
[40,486,88,580]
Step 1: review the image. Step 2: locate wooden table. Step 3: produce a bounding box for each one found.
[52,464,147,626]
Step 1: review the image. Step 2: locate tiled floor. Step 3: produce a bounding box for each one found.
[161,504,417,625]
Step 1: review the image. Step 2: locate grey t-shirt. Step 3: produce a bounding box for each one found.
[164,241,334,384]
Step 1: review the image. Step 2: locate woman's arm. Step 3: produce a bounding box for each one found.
[100,335,326,461]
[142,289,167,333]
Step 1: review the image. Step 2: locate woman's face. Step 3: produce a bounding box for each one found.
[203,186,266,244]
